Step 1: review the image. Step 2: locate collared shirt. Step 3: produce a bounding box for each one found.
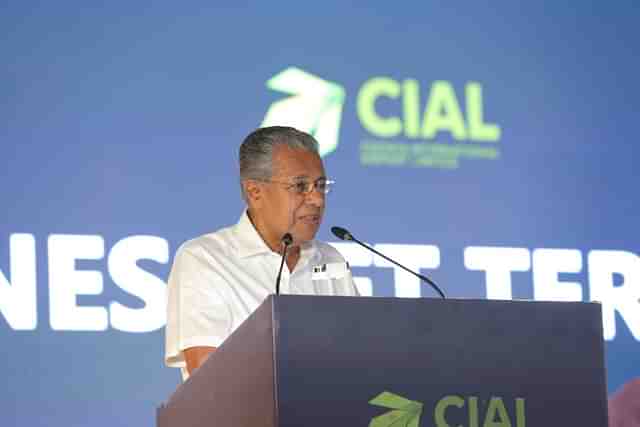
[165,211,358,377]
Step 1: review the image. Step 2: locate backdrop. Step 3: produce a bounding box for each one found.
[2,2,639,426]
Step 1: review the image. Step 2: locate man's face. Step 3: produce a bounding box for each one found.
[251,144,326,247]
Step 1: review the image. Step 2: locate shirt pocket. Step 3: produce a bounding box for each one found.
[311,262,354,295]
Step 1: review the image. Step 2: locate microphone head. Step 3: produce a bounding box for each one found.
[281,233,293,245]
[331,226,353,241]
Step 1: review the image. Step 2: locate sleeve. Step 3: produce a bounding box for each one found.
[164,244,232,371]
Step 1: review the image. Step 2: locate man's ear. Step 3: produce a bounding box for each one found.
[243,179,263,206]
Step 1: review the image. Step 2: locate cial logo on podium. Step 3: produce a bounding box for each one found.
[368,391,526,427]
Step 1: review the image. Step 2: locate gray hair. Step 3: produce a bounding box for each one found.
[239,126,319,201]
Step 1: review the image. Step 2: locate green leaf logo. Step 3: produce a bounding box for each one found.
[368,391,424,427]
[261,67,346,157]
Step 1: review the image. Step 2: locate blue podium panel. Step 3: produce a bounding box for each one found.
[274,296,606,426]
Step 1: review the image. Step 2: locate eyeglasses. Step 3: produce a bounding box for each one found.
[260,177,335,195]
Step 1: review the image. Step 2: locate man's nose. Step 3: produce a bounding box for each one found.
[305,186,325,208]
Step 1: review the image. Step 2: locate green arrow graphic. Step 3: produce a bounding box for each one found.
[261,67,346,157]
[368,391,424,427]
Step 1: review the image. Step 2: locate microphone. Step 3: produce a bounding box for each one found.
[275,233,293,295]
[331,226,446,299]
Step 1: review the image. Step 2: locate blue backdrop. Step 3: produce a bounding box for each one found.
[2,2,639,426]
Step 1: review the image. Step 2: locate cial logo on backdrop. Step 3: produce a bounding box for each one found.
[261,67,501,169]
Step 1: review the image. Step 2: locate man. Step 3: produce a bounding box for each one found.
[165,126,359,379]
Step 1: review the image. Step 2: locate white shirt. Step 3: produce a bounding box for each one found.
[165,211,358,377]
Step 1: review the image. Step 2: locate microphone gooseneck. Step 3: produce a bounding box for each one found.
[331,226,446,299]
[275,233,293,295]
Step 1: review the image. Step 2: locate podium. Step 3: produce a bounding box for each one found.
[157,295,608,426]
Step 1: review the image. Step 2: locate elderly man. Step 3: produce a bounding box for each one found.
[165,126,359,379]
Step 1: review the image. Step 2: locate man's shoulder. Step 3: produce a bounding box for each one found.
[177,224,237,258]
[313,240,348,263]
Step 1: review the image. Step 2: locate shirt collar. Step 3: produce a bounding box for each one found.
[232,210,318,261]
